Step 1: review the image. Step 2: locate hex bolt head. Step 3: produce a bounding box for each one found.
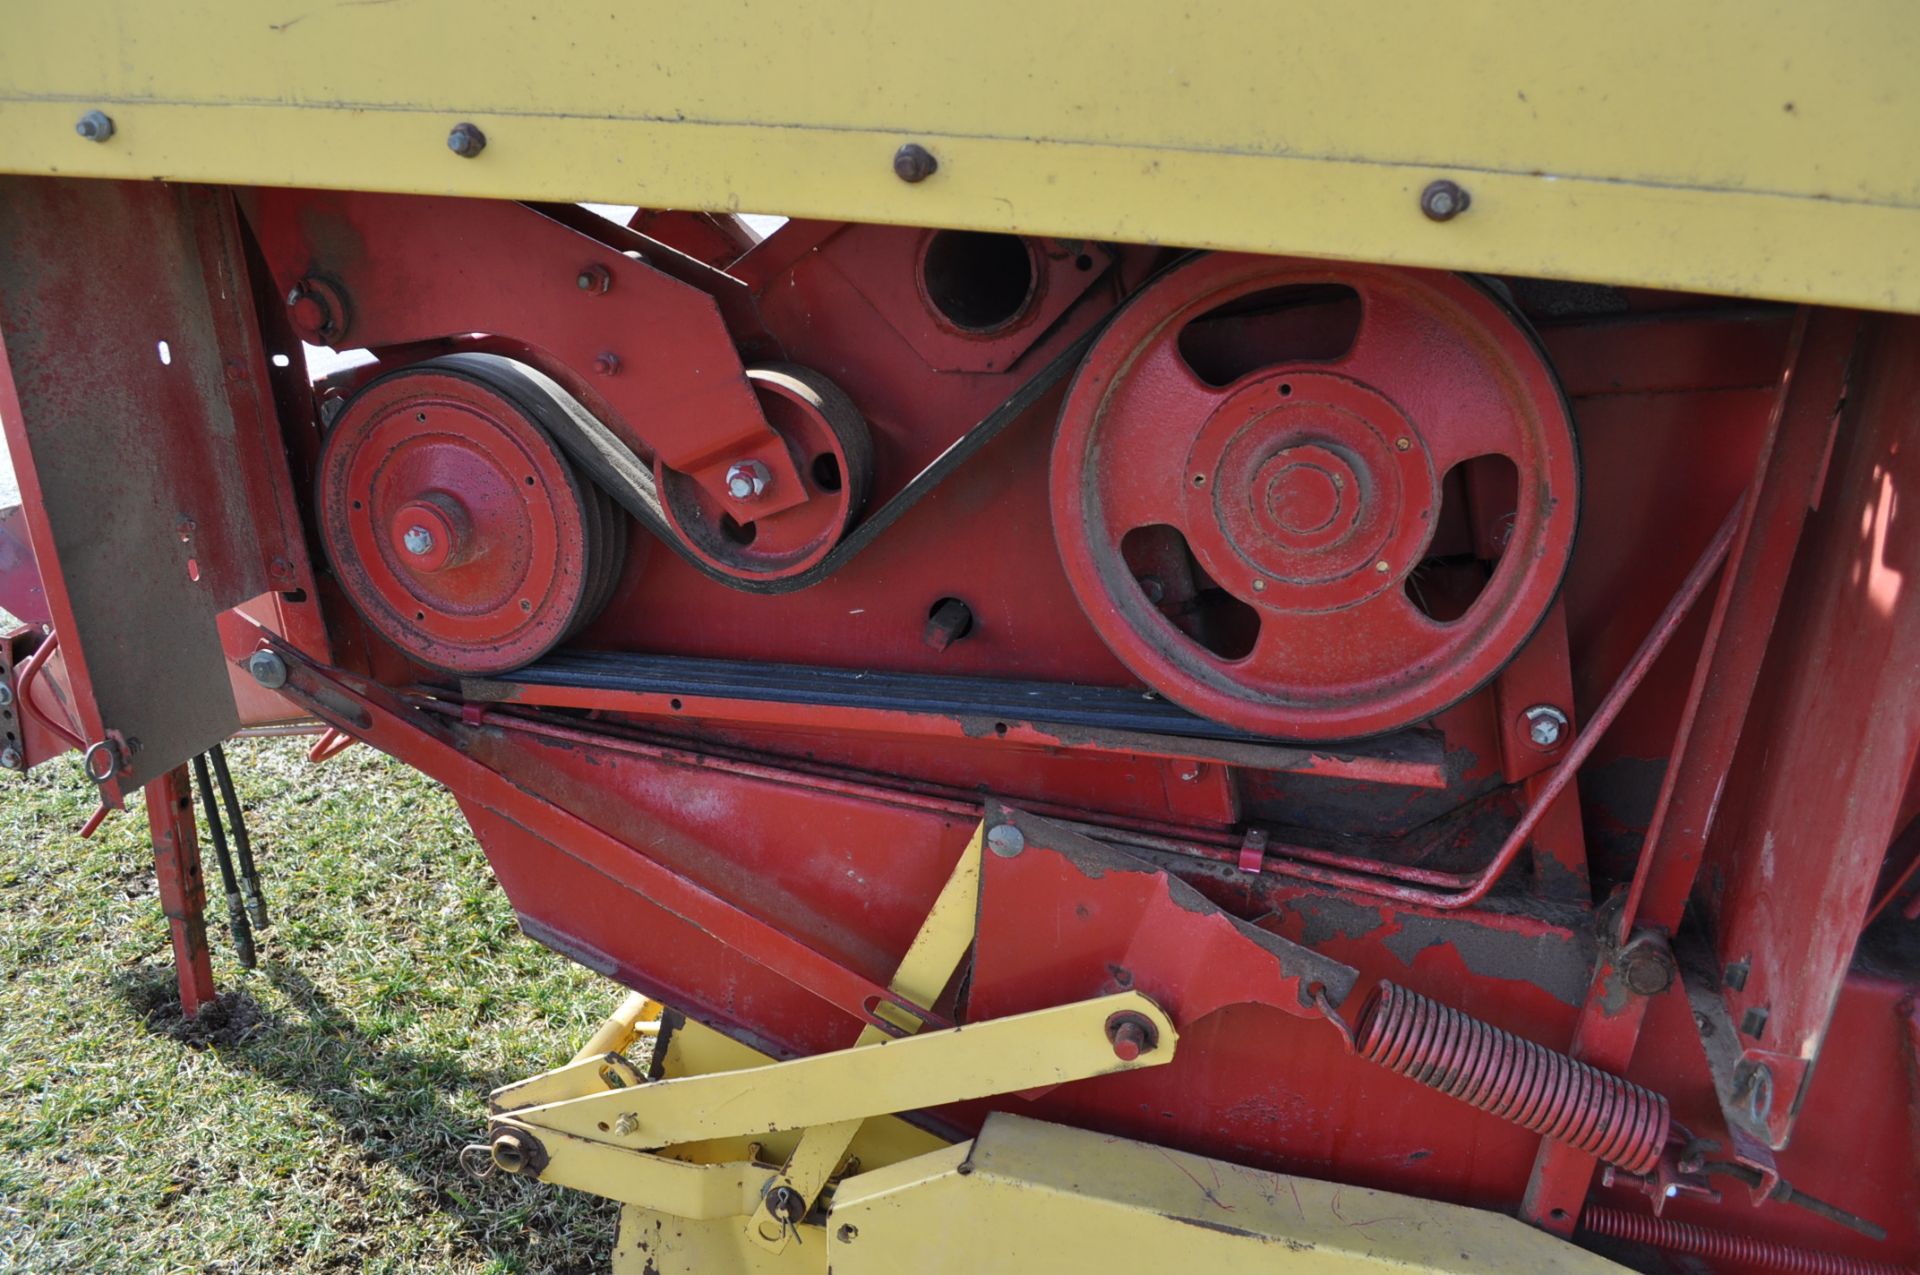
[593,351,622,377]
[893,143,938,183]
[401,525,435,557]
[725,459,772,501]
[246,650,289,690]
[575,264,613,295]
[447,122,488,158]
[0,747,22,771]
[75,110,115,143]
[1618,934,1677,997]
[986,823,1026,858]
[1524,704,1569,749]
[1421,178,1471,222]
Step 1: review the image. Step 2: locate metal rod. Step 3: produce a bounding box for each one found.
[1701,1162,1888,1242]
[190,751,255,969]
[15,631,83,749]
[207,744,268,930]
[1257,498,1747,910]
[232,721,328,739]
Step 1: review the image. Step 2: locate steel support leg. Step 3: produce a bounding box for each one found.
[146,765,217,1016]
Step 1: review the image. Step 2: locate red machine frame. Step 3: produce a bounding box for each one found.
[1,175,1915,1274]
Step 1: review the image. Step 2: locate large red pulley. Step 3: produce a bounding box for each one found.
[318,355,628,675]
[1051,255,1578,740]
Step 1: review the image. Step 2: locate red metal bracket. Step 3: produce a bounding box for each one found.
[242,190,808,518]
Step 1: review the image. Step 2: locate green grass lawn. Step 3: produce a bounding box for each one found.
[0,738,621,1273]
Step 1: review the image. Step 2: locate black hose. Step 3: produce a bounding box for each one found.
[191,752,255,969]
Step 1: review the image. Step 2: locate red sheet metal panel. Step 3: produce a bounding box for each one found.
[1698,315,1920,1149]
[0,179,299,799]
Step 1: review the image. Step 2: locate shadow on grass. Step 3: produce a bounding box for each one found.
[112,961,614,1273]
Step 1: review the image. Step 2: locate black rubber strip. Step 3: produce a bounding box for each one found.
[499,649,1437,762]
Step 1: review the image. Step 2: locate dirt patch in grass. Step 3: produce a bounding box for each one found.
[0,739,619,1273]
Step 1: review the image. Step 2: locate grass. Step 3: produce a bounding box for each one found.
[0,738,621,1273]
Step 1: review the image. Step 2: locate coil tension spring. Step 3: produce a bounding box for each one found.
[1353,981,1671,1175]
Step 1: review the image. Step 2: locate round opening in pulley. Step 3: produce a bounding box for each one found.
[920,231,1037,333]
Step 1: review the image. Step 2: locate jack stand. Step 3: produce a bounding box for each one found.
[145,765,217,1016]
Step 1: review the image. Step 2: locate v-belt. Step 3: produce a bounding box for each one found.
[414,260,1144,594]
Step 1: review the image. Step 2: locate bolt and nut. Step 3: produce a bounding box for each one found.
[246,650,289,690]
[576,264,613,295]
[725,459,772,501]
[1618,933,1677,997]
[447,122,488,158]
[893,143,938,183]
[1524,704,1570,749]
[1420,179,1471,222]
[0,683,14,709]
[74,110,115,143]
[0,747,22,771]
[1105,1011,1159,1062]
[402,526,436,557]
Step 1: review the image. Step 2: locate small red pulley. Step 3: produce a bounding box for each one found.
[317,356,628,675]
[656,364,873,584]
[1050,255,1578,740]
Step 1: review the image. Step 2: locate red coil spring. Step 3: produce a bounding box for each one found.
[1582,1207,1911,1275]
[1354,981,1669,1174]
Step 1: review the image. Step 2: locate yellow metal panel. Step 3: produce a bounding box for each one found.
[831,1114,1626,1274]
[1,2,1917,311]
[517,990,1177,1147]
[613,1204,817,1275]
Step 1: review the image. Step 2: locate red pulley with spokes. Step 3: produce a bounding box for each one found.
[317,355,628,675]
[1051,255,1578,740]
[656,364,873,584]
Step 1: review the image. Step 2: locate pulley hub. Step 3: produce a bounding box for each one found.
[1181,370,1436,612]
[1051,255,1578,740]
[318,356,628,675]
